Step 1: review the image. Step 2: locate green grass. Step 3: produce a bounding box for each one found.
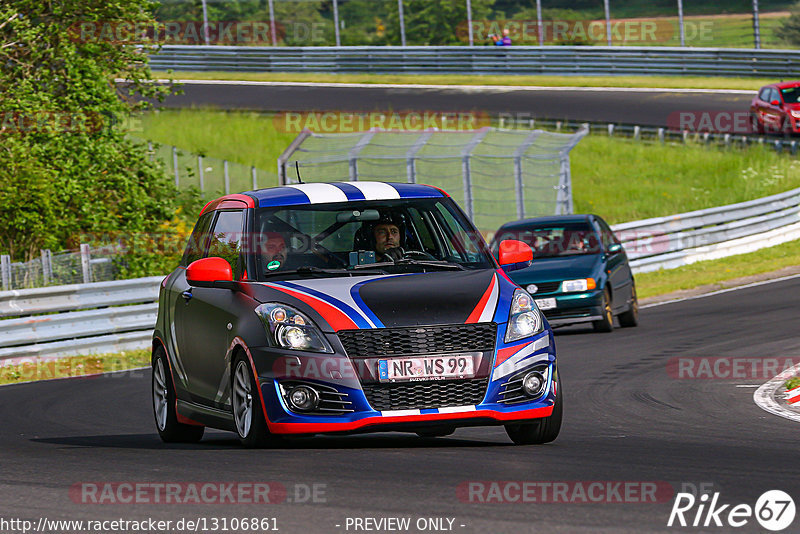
[141,109,800,225]
[636,237,800,299]
[786,377,800,390]
[0,350,150,385]
[156,71,775,91]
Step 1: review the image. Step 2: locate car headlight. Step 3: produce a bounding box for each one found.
[561,278,596,293]
[791,110,800,119]
[505,289,544,343]
[255,303,333,353]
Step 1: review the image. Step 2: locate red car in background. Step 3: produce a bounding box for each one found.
[750,81,800,135]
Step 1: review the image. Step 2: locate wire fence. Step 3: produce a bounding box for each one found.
[145,142,278,199]
[149,0,795,50]
[1,245,117,291]
[277,126,587,232]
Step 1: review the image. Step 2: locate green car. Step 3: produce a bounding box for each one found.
[491,214,638,332]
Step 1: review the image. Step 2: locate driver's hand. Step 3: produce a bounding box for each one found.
[384,247,404,262]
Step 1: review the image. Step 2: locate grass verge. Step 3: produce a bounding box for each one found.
[636,238,800,299]
[0,350,150,386]
[155,71,772,91]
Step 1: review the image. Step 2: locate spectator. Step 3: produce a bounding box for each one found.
[491,28,512,46]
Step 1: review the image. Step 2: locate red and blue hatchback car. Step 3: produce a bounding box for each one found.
[152,182,561,447]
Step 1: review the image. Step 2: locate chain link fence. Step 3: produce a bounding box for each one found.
[151,0,795,49]
[277,126,587,233]
[1,245,117,291]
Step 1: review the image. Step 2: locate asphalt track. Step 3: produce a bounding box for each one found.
[160,81,756,128]
[2,276,799,533]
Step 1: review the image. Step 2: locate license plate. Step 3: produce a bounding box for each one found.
[378,354,476,382]
[535,298,557,310]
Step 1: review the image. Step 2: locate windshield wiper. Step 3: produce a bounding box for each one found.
[351,259,466,271]
[262,266,388,278]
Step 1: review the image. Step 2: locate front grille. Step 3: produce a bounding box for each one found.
[361,378,489,411]
[279,380,354,415]
[338,323,496,358]
[543,308,593,319]
[526,281,561,294]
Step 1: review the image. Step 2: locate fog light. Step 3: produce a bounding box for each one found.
[522,371,546,397]
[288,386,319,411]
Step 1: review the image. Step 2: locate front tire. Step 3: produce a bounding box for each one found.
[592,288,614,333]
[232,356,273,448]
[505,375,563,445]
[152,348,204,443]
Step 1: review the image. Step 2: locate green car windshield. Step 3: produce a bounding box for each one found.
[253,197,494,279]
[494,223,601,258]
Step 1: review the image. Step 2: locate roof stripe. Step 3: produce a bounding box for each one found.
[331,182,367,201]
[348,182,401,200]
[287,183,348,204]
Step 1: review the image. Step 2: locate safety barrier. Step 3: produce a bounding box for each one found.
[149,45,800,78]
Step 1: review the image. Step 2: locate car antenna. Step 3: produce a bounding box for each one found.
[295,161,304,184]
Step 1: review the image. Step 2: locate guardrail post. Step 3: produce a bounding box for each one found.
[223,160,230,194]
[555,121,562,132]
[172,146,179,187]
[703,132,710,144]
[724,134,731,147]
[774,140,783,154]
[41,250,52,286]
[791,141,797,156]
[607,123,614,136]
[682,130,689,143]
[1,255,10,291]
[658,128,665,143]
[633,125,640,140]
[80,244,92,284]
[252,166,258,189]
[198,155,204,192]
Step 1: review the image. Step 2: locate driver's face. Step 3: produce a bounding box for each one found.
[265,235,286,262]
[374,223,400,254]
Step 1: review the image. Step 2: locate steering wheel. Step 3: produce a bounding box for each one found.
[401,249,438,261]
[311,243,348,268]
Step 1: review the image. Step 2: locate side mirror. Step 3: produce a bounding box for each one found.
[186,257,235,289]
[771,99,781,106]
[607,243,622,255]
[498,240,533,272]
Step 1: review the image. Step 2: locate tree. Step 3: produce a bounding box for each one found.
[0,0,187,276]
[776,2,800,46]
[385,0,495,46]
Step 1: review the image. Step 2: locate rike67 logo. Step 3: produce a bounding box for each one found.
[668,490,795,531]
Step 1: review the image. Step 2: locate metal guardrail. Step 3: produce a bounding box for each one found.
[612,187,800,273]
[0,277,161,362]
[150,45,800,77]
[2,186,800,360]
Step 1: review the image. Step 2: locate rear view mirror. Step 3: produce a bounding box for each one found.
[497,240,533,272]
[771,99,781,106]
[607,243,622,254]
[336,209,380,223]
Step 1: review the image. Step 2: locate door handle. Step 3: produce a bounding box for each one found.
[181,290,193,302]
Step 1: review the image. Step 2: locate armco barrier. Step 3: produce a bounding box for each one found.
[149,45,800,77]
[611,187,800,273]
[2,187,799,360]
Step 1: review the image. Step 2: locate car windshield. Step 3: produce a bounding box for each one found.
[494,222,600,258]
[780,86,800,104]
[252,197,494,279]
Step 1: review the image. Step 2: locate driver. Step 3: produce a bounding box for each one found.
[359,211,406,262]
[262,231,287,271]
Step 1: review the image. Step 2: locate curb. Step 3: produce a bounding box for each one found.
[754,361,800,424]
